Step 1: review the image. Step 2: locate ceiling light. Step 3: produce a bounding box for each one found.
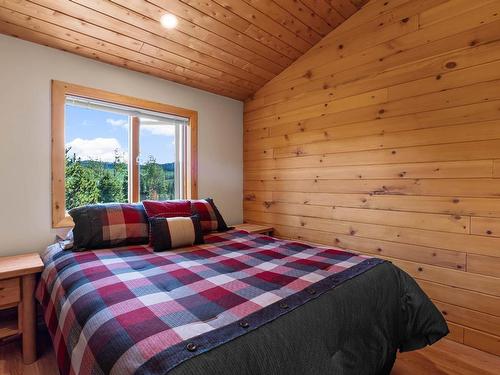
[160,13,178,29]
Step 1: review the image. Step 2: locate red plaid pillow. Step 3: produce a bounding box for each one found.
[190,198,229,233]
[69,203,149,250]
[142,200,192,218]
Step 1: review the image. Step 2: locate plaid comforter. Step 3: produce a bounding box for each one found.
[36,230,383,375]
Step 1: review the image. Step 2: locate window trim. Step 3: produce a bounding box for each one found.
[51,80,198,228]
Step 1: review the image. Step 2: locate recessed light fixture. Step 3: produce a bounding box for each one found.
[160,13,178,29]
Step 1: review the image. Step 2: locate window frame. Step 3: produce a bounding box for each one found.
[51,80,198,228]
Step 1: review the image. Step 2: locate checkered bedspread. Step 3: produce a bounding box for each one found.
[36,230,383,375]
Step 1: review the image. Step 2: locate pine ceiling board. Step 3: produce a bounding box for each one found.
[178,0,303,60]
[243,0,323,45]
[145,0,291,71]
[329,0,360,18]
[301,0,346,28]
[211,0,312,53]
[33,0,262,93]
[273,0,334,36]
[0,0,367,99]
[348,0,370,9]
[107,0,278,81]
[76,0,272,84]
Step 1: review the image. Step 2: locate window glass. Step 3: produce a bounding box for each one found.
[64,97,188,210]
[64,104,129,210]
[139,118,177,201]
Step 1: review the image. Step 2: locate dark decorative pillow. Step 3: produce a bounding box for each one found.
[69,203,149,250]
[142,200,192,218]
[190,198,229,233]
[149,215,204,252]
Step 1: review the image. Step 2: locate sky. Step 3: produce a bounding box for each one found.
[64,104,177,164]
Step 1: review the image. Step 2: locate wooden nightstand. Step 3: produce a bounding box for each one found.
[234,223,274,236]
[0,253,44,364]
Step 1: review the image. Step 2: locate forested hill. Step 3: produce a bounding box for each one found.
[80,160,175,172]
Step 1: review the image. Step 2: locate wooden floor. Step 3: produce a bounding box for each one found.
[0,333,499,374]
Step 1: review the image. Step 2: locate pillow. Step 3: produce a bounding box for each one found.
[149,215,204,252]
[143,200,192,218]
[58,229,74,250]
[69,203,149,250]
[190,198,229,233]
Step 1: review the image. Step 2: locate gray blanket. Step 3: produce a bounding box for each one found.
[171,262,448,375]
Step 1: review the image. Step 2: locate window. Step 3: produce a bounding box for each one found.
[52,81,198,227]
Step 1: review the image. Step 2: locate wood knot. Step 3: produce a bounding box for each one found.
[486,230,493,235]
[436,74,442,80]
[338,44,344,50]
[378,109,385,114]
[452,198,460,204]
[303,70,313,79]
[445,61,457,69]
[391,150,396,154]
[418,267,423,272]
[400,17,409,23]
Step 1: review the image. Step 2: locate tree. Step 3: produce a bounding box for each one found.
[140,155,171,200]
[98,150,128,203]
[65,148,100,209]
[65,148,176,208]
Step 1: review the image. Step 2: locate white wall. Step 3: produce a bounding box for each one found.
[0,35,243,256]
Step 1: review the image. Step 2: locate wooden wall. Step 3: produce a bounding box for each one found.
[243,0,500,356]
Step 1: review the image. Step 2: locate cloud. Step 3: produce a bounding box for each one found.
[66,138,127,162]
[140,124,175,136]
[106,117,175,137]
[106,118,128,127]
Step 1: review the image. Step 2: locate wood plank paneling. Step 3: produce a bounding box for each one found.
[244,0,500,356]
[0,0,368,99]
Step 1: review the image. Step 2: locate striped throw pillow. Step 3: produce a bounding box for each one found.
[149,215,204,252]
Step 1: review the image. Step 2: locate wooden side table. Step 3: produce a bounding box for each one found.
[0,253,44,364]
[234,223,274,236]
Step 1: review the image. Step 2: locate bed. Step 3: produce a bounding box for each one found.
[36,229,448,375]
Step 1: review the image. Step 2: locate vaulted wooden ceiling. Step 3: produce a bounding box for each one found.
[0,0,368,100]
